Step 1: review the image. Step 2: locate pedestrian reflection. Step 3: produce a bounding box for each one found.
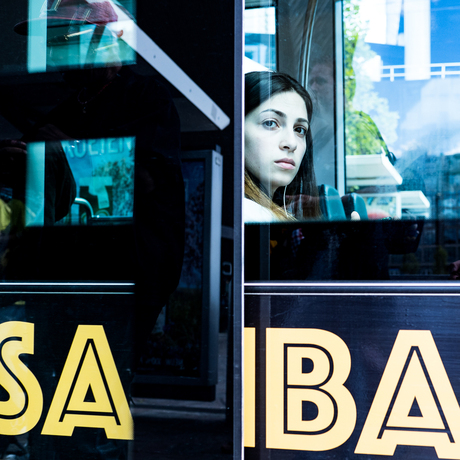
[0,1,185,458]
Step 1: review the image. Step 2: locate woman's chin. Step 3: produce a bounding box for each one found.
[272,179,294,193]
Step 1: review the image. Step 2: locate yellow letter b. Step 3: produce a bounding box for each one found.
[266,328,356,451]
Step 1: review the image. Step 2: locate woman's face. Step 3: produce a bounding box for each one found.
[245,90,309,198]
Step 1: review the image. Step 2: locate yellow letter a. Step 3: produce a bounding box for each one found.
[42,325,133,440]
[355,330,460,459]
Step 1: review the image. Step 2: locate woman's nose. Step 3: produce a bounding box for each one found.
[280,132,298,152]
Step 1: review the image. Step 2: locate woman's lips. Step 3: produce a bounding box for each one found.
[275,158,296,170]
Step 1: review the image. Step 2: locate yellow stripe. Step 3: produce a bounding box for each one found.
[244,327,256,448]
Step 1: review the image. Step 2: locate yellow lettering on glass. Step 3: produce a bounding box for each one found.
[42,325,133,440]
[0,321,43,435]
[244,327,256,448]
[355,330,460,458]
[266,328,356,451]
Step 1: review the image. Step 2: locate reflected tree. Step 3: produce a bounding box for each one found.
[343,0,399,157]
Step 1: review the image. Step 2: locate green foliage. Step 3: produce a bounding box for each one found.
[343,0,399,156]
[345,111,387,157]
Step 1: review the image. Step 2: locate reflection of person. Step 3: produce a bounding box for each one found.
[308,58,334,131]
[2,1,185,459]
[244,71,321,222]
[14,0,184,328]
[307,57,336,185]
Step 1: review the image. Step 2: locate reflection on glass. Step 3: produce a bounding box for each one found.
[303,1,337,189]
[139,159,204,378]
[343,0,403,220]
[343,0,460,222]
[340,0,460,278]
[244,6,276,71]
[17,0,136,73]
[45,23,134,71]
[26,137,135,226]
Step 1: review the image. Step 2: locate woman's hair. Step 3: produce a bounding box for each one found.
[245,71,321,220]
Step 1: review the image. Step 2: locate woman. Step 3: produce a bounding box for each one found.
[244,71,321,222]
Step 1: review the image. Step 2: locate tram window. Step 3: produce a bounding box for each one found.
[345,0,460,221]
[243,0,339,228]
[343,0,460,278]
[244,0,460,281]
[0,0,234,458]
[0,0,186,283]
[244,0,338,214]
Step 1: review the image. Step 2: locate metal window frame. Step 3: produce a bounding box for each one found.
[234,1,244,459]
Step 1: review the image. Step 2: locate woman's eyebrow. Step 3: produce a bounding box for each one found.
[297,118,309,125]
[260,108,286,118]
[260,109,309,125]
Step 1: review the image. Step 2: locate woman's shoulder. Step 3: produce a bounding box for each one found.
[243,198,277,223]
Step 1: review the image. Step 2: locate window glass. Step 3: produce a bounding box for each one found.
[244,6,277,71]
[344,0,460,220]
[244,0,337,228]
[1,0,136,75]
[244,0,460,281]
[137,158,205,379]
[343,0,460,278]
[0,0,235,458]
[25,137,135,226]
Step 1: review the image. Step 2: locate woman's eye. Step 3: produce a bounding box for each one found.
[262,119,278,129]
[295,126,307,136]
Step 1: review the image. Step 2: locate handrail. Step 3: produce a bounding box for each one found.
[73,197,94,219]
